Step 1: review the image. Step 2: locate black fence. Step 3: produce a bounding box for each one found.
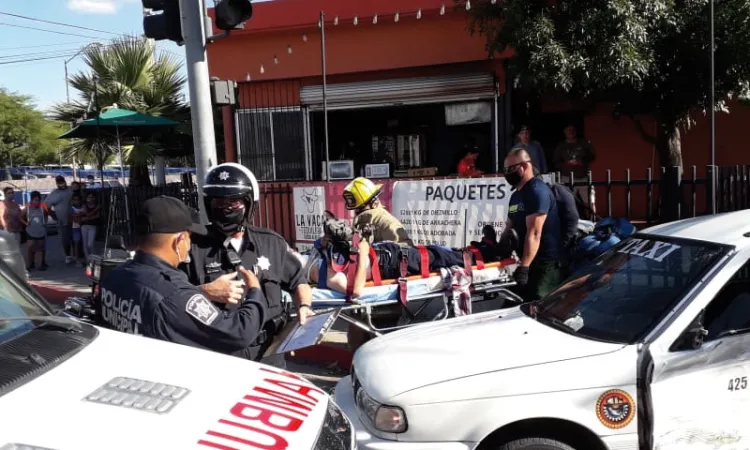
[96,164,750,248]
[96,183,199,247]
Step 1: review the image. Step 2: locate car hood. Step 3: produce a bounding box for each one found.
[354,307,626,401]
[0,327,329,450]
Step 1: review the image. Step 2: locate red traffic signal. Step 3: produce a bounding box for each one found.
[214,0,253,31]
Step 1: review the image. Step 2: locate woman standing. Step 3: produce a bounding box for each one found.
[25,191,48,271]
[80,191,101,261]
[0,187,24,245]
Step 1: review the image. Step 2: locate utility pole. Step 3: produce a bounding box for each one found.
[709,0,717,214]
[179,0,218,222]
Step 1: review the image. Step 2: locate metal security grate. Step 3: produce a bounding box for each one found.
[82,377,190,414]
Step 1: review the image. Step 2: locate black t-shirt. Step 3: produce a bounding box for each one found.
[508,178,562,262]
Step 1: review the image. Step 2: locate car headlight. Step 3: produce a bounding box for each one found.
[355,385,407,433]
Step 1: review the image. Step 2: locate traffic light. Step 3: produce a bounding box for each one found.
[214,0,253,31]
[142,0,183,43]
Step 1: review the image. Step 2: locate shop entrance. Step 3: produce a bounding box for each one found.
[309,102,494,180]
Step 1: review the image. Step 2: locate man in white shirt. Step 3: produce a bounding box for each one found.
[44,176,74,264]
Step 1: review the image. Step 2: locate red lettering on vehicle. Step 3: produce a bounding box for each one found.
[198,418,290,449]
[230,401,304,431]
[197,371,326,448]
[244,389,313,415]
[263,379,323,405]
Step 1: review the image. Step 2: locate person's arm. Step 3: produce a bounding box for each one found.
[279,243,313,324]
[521,213,547,267]
[158,268,267,352]
[0,203,7,230]
[520,187,552,267]
[584,140,596,165]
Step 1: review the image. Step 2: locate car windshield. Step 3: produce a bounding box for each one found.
[522,234,729,344]
[0,273,51,344]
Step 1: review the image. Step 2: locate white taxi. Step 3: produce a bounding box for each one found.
[335,210,750,450]
[0,237,354,449]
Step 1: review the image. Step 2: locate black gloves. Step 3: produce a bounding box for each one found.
[513,265,529,286]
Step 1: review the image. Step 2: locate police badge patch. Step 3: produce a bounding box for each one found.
[185,295,219,325]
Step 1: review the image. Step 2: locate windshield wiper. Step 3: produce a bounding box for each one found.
[535,313,577,336]
[0,315,83,333]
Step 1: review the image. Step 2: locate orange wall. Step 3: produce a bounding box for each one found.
[207,3,495,82]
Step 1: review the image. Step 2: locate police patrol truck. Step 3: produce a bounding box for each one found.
[0,232,354,450]
[336,210,750,450]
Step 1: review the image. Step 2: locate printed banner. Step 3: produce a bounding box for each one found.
[391,177,513,248]
[293,186,327,249]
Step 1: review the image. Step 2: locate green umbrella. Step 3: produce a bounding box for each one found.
[58,107,178,139]
[58,106,179,183]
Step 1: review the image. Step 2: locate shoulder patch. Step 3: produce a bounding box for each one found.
[185,294,219,325]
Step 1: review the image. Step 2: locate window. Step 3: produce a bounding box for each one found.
[0,274,48,343]
[524,235,730,344]
[236,108,306,181]
[703,260,750,341]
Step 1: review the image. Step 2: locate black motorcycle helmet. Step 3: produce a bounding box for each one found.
[202,162,260,233]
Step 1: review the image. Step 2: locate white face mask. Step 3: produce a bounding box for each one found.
[175,234,191,265]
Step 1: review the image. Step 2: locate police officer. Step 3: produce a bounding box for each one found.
[98,196,268,356]
[184,163,313,365]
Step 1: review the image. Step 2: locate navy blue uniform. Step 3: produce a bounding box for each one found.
[508,178,566,301]
[508,177,562,262]
[98,252,267,358]
[184,225,305,360]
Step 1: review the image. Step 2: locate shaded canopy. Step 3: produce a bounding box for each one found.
[58,107,178,139]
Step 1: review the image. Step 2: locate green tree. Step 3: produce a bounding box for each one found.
[0,88,52,173]
[51,35,190,185]
[467,0,750,164]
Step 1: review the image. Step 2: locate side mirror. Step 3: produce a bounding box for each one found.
[671,310,709,352]
[0,230,27,281]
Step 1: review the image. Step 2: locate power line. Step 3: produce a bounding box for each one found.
[0,53,77,66]
[0,40,92,51]
[0,48,96,59]
[0,22,102,40]
[0,11,119,35]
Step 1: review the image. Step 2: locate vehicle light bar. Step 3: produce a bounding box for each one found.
[82,377,190,414]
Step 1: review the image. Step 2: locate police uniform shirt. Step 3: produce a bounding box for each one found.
[185,225,306,319]
[99,252,267,355]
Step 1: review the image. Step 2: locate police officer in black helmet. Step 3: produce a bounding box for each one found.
[183,163,314,366]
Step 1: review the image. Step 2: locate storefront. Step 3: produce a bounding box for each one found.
[208,0,510,182]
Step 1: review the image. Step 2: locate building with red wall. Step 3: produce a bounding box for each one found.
[207,0,750,202]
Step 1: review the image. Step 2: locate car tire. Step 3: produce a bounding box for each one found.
[497,438,576,450]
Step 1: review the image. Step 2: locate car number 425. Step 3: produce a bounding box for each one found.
[728,376,747,391]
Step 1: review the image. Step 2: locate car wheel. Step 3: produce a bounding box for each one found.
[498,438,576,450]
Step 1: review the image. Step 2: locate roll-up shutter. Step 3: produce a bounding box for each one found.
[300,73,496,110]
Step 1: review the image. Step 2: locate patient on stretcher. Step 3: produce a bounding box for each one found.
[299,230,512,298]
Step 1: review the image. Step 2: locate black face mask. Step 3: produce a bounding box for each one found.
[212,207,245,234]
[505,169,523,188]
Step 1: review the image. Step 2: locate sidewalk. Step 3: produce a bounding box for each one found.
[27,234,90,305]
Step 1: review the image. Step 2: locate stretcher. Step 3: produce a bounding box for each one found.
[309,245,522,336]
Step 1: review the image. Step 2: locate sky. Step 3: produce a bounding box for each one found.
[0,0,186,114]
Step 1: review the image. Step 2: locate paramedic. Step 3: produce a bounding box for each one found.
[343,177,413,244]
[503,148,565,301]
[98,196,268,357]
[183,163,313,365]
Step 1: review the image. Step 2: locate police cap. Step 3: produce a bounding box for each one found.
[136,196,208,236]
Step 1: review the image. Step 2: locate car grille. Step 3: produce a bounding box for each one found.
[313,399,354,450]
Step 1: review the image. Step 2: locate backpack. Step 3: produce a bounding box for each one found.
[549,183,580,249]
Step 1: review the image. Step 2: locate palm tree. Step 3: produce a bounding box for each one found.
[51,35,189,185]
